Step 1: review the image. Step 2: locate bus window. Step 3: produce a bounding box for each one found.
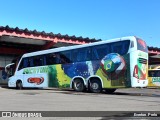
[136,38,148,52]
[92,44,110,60]
[85,48,91,61]
[73,47,91,62]
[148,70,160,77]
[28,57,34,67]
[59,51,72,64]
[46,53,61,65]
[33,56,44,67]
[18,58,28,70]
[111,41,130,55]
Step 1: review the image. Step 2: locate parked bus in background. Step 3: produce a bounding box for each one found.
[148,65,160,87]
[5,36,148,93]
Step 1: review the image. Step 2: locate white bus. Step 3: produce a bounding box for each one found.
[6,36,148,93]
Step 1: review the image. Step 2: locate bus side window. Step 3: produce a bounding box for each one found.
[33,56,44,67]
[60,51,72,64]
[73,48,90,62]
[28,57,34,67]
[18,59,24,70]
[111,41,130,55]
[43,55,47,65]
[111,42,123,54]
[24,58,29,68]
[85,48,91,61]
[46,53,61,65]
[92,49,99,60]
[73,49,81,62]
[92,44,110,60]
[18,58,28,70]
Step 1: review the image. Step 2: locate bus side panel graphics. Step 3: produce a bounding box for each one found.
[48,65,58,87]
[61,54,127,78]
[27,77,44,85]
[133,64,147,80]
[48,65,71,88]
[23,66,71,88]
[131,51,148,87]
[56,64,71,88]
[98,53,127,87]
[133,54,147,80]
[62,53,127,88]
[23,67,49,87]
[22,53,128,88]
[62,61,98,79]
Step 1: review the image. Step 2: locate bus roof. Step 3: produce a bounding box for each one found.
[22,36,137,58]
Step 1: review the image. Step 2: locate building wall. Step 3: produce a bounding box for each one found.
[0,55,15,68]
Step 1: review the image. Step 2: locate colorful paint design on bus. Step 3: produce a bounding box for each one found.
[22,52,147,88]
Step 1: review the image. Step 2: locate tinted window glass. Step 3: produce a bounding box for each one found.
[46,53,61,65]
[18,59,24,70]
[73,47,91,62]
[92,44,110,60]
[33,56,44,67]
[136,38,148,52]
[59,51,72,64]
[18,57,33,70]
[148,70,160,77]
[111,40,130,55]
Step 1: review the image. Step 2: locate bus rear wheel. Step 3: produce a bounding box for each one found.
[16,81,23,90]
[105,89,116,94]
[89,79,102,93]
[73,79,85,92]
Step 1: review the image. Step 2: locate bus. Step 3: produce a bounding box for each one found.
[5,36,148,93]
[148,65,160,87]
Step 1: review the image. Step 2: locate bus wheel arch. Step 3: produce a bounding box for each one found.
[72,77,85,92]
[88,77,103,93]
[16,80,23,90]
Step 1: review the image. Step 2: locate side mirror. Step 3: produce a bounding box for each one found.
[5,63,15,73]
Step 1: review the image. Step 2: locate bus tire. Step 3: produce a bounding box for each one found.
[89,78,102,93]
[16,81,23,90]
[105,89,116,94]
[73,79,85,92]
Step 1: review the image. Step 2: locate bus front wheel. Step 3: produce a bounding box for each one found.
[73,79,85,92]
[16,81,23,90]
[89,79,102,93]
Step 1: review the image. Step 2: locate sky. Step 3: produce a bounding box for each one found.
[0,0,160,47]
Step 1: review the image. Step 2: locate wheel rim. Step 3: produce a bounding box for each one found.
[91,83,99,90]
[17,82,22,89]
[75,82,82,89]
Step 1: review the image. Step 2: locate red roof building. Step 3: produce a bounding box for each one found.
[148,46,160,65]
[0,25,100,71]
